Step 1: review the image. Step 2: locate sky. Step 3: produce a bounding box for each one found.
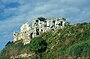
[0,0,90,50]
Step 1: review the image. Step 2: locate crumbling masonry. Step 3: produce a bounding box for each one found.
[13,17,66,45]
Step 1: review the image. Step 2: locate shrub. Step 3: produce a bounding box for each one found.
[29,37,47,54]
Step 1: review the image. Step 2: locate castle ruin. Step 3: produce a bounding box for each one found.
[13,17,66,45]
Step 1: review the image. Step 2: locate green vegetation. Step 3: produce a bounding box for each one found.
[29,37,47,54]
[32,22,90,59]
[0,22,90,59]
[0,40,30,59]
[38,17,46,21]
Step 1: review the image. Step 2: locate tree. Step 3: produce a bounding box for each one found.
[29,37,47,54]
[5,41,13,46]
[38,17,46,21]
[0,56,10,59]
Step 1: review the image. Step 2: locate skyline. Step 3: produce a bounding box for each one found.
[0,0,90,50]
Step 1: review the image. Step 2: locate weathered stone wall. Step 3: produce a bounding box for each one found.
[13,18,66,45]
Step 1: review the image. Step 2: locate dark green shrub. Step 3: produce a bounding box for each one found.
[29,37,47,54]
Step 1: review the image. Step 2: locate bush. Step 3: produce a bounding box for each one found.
[0,56,10,59]
[29,37,47,54]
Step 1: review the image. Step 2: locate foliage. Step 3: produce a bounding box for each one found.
[0,56,10,59]
[0,40,30,57]
[5,41,13,46]
[1,22,90,59]
[34,22,90,59]
[29,37,47,54]
[15,57,29,59]
[38,17,46,21]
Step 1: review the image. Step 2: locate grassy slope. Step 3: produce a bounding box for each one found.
[0,22,90,59]
[38,22,90,59]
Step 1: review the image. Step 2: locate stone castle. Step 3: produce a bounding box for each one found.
[13,17,66,44]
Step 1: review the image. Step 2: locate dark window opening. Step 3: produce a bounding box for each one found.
[53,20,55,26]
[36,20,38,22]
[41,29,43,32]
[30,33,33,39]
[58,21,63,26]
[58,23,60,26]
[36,29,39,35]
[35,20,38,26]
[45,21,47,22]
[60,21,63,26]
[53,20,55,23]
[52,29,54,31]
[51,25,54,28]
[35,22,38,26]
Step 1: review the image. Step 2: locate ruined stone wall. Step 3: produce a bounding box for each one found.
[13,18,66,45]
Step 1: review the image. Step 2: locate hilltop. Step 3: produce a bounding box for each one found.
[0,22,90,59]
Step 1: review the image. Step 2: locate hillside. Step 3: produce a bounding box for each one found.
[0,22,90,59]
